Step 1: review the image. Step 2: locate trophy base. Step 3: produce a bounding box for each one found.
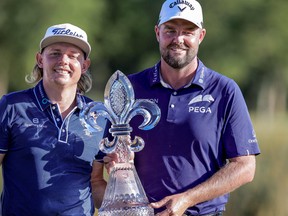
[98,205,154,216]
[98,163,154,216]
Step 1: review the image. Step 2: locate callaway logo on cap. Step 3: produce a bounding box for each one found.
[40,23,91,57]
[158,0,203,28]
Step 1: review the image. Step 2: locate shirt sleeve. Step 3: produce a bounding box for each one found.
[221,81,260,158]
[0,95,9,153]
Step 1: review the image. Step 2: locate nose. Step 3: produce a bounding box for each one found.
[172,32,185,44]
[58,54,69,65]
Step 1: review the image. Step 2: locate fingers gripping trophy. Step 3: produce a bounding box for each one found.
[80,71,161,215]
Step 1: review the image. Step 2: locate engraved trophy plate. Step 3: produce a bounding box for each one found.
[80,70,161,215]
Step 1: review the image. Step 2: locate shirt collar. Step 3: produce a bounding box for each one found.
[33,80,51,111]
[33,80,85,111]
[150,60,207,90]
[191,60,206,89]
[149,62,162,87]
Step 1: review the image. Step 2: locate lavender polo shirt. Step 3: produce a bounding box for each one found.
[0,81,106,216]
[128,60,260,215]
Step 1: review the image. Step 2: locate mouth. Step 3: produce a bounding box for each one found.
[169,45,187,52]
[169,48,187,55]
[54,68,71,75]
[171,48,185,52]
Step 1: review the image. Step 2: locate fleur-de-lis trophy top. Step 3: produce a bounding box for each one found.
[80,70,160,162]
[80,70,160,215]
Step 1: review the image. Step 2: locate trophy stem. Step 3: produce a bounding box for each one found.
[98,162,154,216]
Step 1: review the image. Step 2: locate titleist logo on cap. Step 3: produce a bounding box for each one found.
[169,0,195,10]
[51,27,84,39]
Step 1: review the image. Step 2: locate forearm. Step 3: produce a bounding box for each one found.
[184,155,256,207]
[0,154,5,165]
[91,178,107,209]
[91,161,107,209]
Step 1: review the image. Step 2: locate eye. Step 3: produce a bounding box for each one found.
[69,54,78,59]
[183,31,195,36]
[69,53,81,59]
[167,29,176,34]
[50,51,61,57]
[164,28,176,35]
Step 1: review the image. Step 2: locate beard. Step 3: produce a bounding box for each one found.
[160,44,197,69]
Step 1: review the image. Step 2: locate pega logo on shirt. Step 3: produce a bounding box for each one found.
[188,94,214,114]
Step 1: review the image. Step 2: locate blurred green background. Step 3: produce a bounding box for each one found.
[0,0,287,215]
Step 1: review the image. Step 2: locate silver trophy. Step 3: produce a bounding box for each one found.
[80,70,161,215]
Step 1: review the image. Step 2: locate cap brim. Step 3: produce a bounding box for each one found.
[158,16,202,28]
[40,36,91,57]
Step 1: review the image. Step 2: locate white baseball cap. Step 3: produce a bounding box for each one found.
[158,0,203,28]
[40,23,91,58]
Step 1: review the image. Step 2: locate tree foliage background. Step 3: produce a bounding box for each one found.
[1,0,287,115]
[1,0,288,215]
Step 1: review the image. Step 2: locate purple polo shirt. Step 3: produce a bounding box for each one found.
[128,60,260,215]
[0,81,107,216]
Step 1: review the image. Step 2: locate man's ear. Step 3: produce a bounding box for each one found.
[199,28,206,45]
[82,58,91,74]
[155,25,160,42]
[36,52,43,68]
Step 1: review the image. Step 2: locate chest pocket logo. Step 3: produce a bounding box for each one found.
[188,94,214,105]
[188,94,214,114]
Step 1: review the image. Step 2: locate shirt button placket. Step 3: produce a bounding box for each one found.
[167,91,177,122]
